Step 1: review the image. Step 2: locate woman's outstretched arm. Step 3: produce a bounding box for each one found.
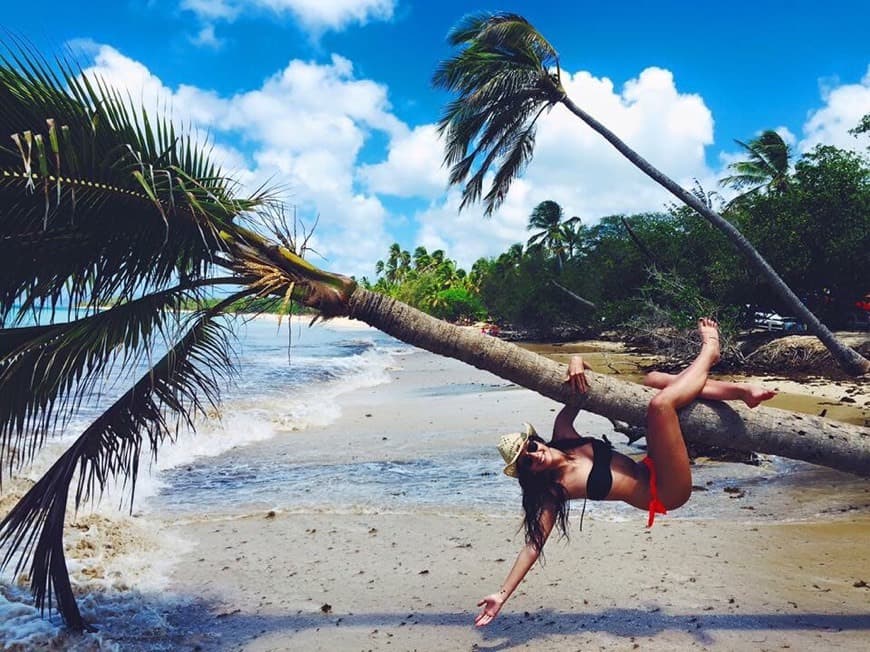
[475,508,555,627]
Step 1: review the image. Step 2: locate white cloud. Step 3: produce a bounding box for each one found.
[84,46,174,111]
[774,126,798,149]
[799,65,870,153]
[415,66,717,268]
[190,25,224,50]
[415,180,535,267]
[76,48,723,277]
[180,0,396,32]
[79,45,401,277]
[358,124,448,198]
[181,0,239,21]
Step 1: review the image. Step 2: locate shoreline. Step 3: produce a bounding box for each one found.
[255,313,870,408]
[288,313,868,426]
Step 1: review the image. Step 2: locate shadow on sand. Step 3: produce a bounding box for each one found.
[74,595,870,651]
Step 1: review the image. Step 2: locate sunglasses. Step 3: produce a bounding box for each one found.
[517,438,543,472]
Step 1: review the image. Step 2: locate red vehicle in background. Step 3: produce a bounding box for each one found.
[846,293,870,330]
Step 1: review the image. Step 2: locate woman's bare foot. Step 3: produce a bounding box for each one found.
[698,318,721,365]
[742,386,777,408]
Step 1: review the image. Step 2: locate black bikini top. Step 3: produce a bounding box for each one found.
[585,437,613,501]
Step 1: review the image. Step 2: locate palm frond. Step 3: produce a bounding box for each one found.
[0,276,242,483]
[526,232,546,247]
[0,38,364,633]
[0,290,249,630]
[482,112,542,212]
[720,169,769,190]
[753,131,791,174]
[449,99,538,211]
[528,200,564,230]
[433,12,563,215]
[0,44,275,320]
[720,131,791,196]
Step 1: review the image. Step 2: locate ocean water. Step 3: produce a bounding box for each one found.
[0,314,415,649]
[1,312,868,649]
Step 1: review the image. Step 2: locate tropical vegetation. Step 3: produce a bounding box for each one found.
[525,200,582,272]
[363,244,485,322]
[720,129,793,200]
[368,132,869,342]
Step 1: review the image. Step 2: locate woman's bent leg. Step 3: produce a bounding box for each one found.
[643,318,721,509]
[644,372,776,408]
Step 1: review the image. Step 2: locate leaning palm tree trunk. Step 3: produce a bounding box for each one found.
[344,287,870,476]
[557,97,869,376]
[432,12,869,376]
[551,280,596,310]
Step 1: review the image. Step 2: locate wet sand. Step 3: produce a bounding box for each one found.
[144,343,870,651]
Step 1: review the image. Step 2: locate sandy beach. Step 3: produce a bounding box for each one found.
[126,339,870,651]
[156,515,870,651]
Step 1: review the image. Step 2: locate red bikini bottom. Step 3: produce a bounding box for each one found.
[641,457,668,527]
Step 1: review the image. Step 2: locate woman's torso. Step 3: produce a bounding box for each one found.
[557,440,650,510]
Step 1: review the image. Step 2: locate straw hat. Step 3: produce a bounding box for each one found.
[498,423,538,477]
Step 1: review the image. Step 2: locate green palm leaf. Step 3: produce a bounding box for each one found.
[0,45,271,321]
[0,42,300,630]
[0,276,242,482]
[525,200,581,270]
[720,130,792,199]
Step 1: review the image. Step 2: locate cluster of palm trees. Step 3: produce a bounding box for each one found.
[1,11,867,633]
[369,244,482,321]
[525,200,585,272]
[374,244,462,288]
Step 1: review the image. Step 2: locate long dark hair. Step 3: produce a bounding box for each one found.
[516,436,589,552]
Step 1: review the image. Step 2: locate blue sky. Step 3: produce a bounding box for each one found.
[4,1,869,278]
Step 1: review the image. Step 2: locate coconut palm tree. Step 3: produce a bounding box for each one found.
[561,220,589,261]
[526,199,580,271]
[0,46,362,630]
[432,12,868,375]
[1,41,868,633]
[720,129,792,201]
[412,245,432,271]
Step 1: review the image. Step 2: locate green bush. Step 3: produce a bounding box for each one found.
[429,287,487,322]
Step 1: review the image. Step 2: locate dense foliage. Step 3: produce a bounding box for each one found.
[361,245,486,322]
[366,133,869,338]
[431,11,866,374]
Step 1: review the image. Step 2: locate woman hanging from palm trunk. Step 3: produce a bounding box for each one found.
[475,318,776,626]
